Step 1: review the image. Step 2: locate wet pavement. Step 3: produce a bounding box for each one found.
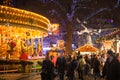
[0,72,105,80]
[0,72,41,80]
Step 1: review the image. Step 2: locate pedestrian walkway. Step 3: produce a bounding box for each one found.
[0,72,41,80]
[0,73,105,80]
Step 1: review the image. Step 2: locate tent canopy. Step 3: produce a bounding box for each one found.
[77,44,98,52]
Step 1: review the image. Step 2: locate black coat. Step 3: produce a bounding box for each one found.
[93,58,100,74]
[41,59,54,80]
[56,56,66,74]
[102,58,110,78]
[67,59,77,74]
[106,58,120,80]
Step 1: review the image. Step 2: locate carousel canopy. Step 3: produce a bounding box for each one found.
[77,44,98,52]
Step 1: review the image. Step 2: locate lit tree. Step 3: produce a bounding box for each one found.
[16,0,120,55]
[39,0,119,54]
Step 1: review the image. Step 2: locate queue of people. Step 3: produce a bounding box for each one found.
[41,50,120,80]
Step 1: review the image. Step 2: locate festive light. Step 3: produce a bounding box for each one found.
[0,25,46,38]
[0,5,50,32]
[96,29,120,43]
[48,23,59,35]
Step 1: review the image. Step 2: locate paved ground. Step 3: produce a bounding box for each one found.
[0,72,105,80]
[0,73,40,80]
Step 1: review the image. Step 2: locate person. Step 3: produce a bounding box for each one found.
[67,55,78,80]
[41,52,54,80]
[51,53,58,68]
[56,52,66,80]
[92,54,100,80]
[106,54,120,80]
[19,49,28,73]
[99,53,107,76]
[19,49,28,60]
[84,54,91,76]
[77,51,81,61]
[77,55,86,80]
[102,50,120,80]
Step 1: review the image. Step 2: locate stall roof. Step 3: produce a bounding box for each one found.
[77,44,98,52]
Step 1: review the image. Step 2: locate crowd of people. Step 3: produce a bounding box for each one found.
[40,50,120,80]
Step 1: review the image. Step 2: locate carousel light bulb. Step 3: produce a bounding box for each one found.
[9,20,12,22]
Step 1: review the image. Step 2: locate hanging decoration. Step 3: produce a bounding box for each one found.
[96,29,120,43]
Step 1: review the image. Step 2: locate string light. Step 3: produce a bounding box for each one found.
[0,5,50,32]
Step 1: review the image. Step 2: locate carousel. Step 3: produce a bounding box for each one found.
[0,5,50,59]
[0,5,50,73]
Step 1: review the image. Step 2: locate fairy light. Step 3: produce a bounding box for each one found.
[0,5,50,32]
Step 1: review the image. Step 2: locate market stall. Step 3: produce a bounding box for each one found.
[103,29,120,53]
[76,44,99,54]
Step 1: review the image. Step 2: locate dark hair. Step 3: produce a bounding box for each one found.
[107,49,115,57]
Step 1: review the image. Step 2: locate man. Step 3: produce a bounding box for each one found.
[41,52,54,80]
[102,50,120,80]
[56,52,66,80]
[102,50,114,78]
[107,54,120,80]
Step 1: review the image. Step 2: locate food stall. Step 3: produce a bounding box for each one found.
[76,44,99,55]
[0,5,50,73]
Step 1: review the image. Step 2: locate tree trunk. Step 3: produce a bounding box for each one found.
[65,20,73,55]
